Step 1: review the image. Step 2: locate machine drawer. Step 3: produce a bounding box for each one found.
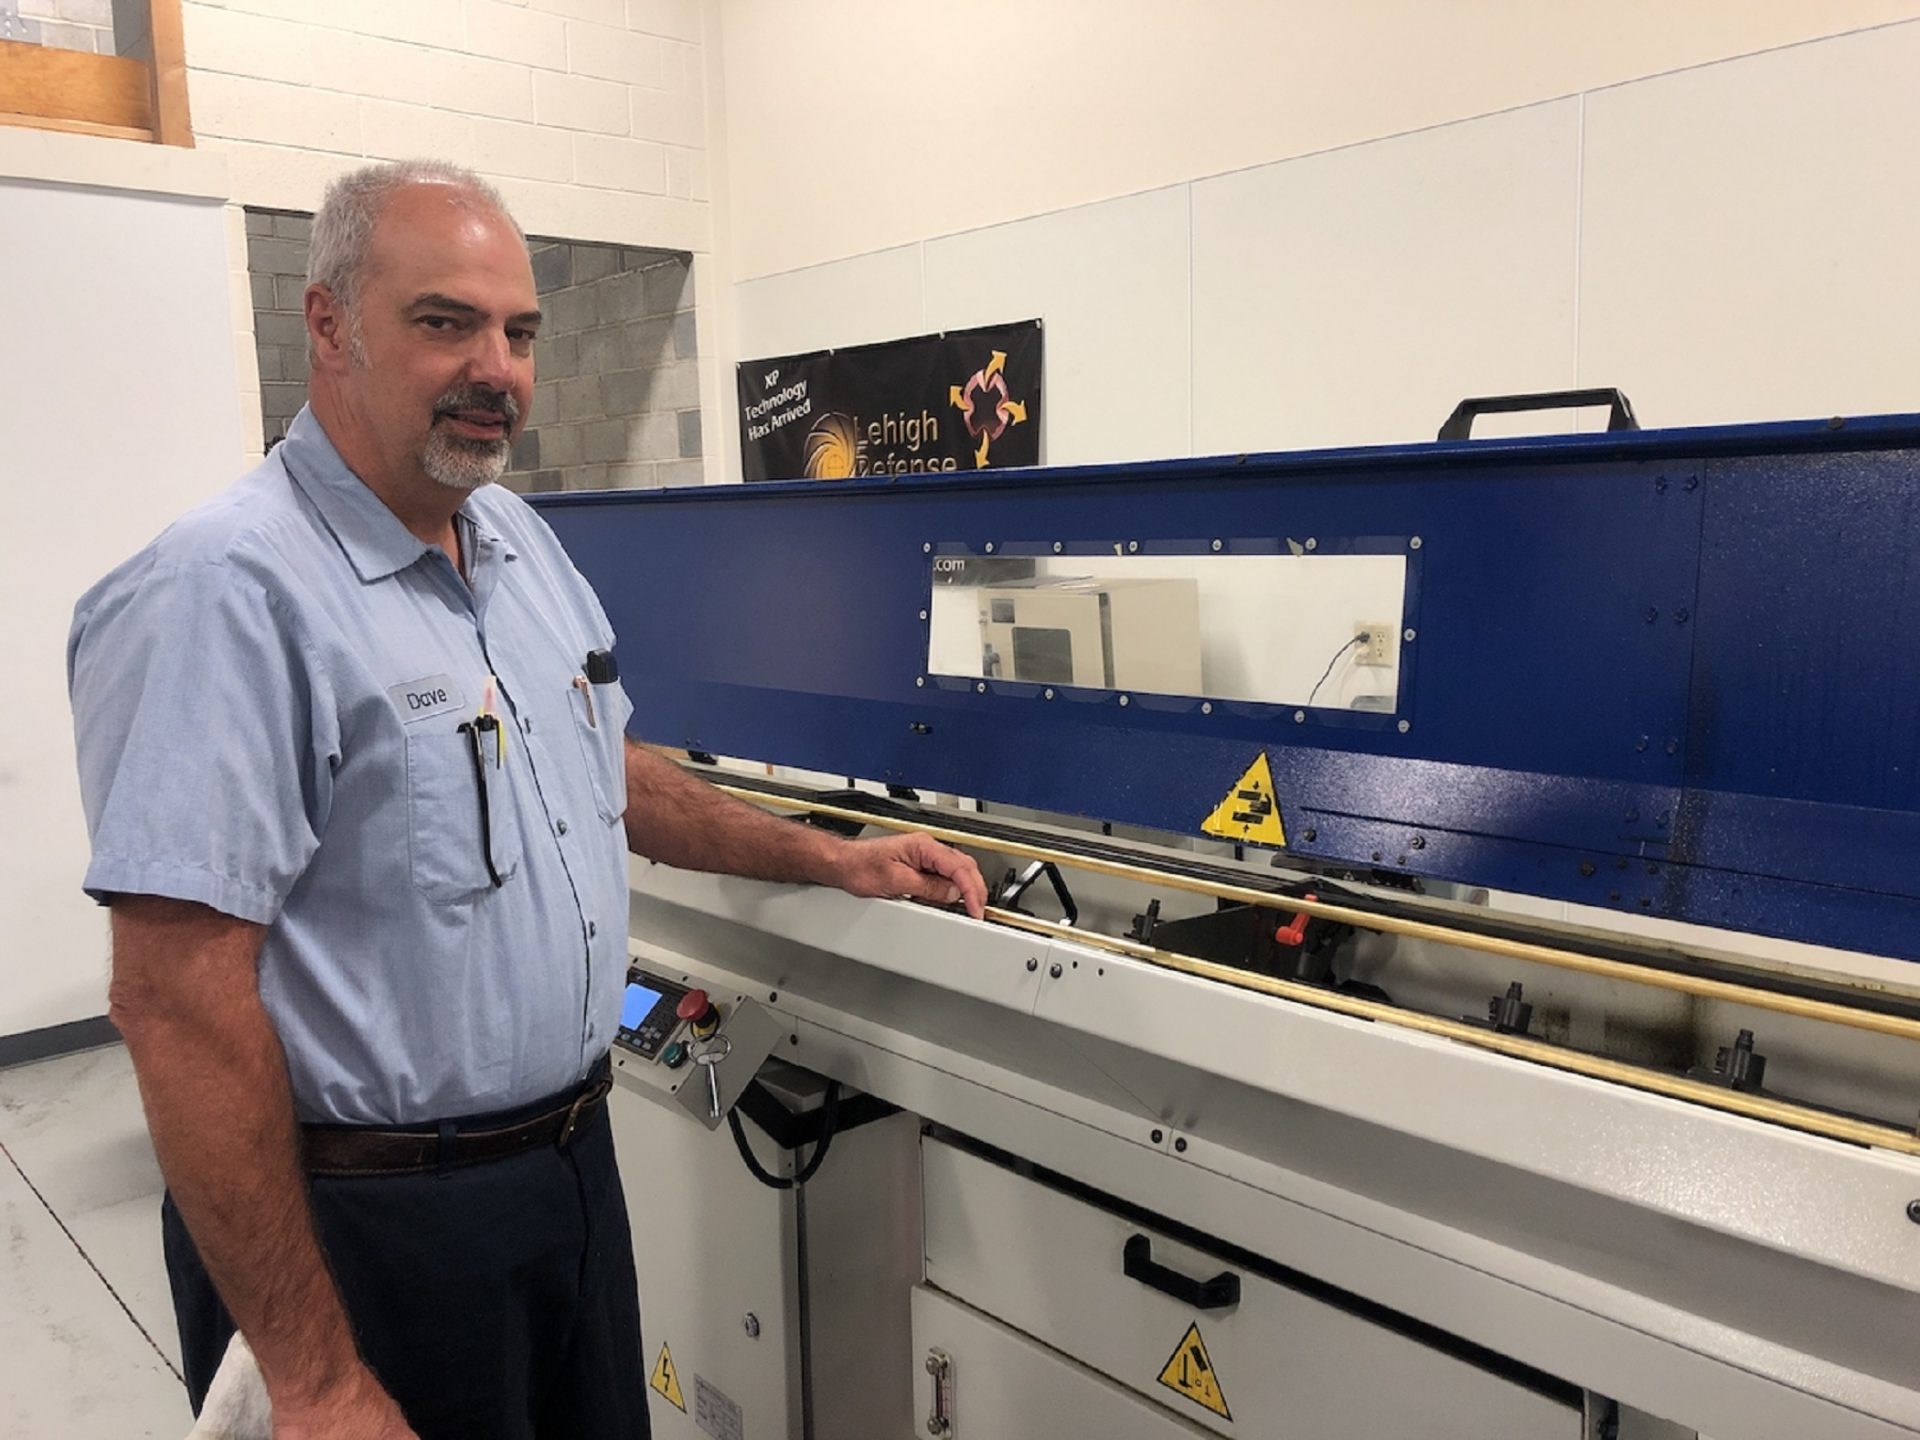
[912,1284,1214,1440]
[922,1137,1580,1438]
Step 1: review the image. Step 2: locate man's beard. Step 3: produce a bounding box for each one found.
[422,383,520,492]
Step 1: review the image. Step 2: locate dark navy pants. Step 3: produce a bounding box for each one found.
[162,1096,651,1439]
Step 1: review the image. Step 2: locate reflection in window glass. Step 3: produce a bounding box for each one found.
[929,551,1408,710]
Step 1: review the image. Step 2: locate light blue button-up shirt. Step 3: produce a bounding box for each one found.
[70,407,635,1124]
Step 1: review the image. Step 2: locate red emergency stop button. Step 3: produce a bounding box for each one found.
[676,988,719,1036]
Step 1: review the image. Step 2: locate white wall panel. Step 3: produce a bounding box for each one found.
[1578,23,1920,427]
[720,0,1920,279]
[0,178,244,1035]
[1191,99,1581,454]
[924,187,1191,465]
[734,243,923,363]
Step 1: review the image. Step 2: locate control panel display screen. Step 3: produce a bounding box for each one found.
[621,983,665,1031]
[616,967,691,1061]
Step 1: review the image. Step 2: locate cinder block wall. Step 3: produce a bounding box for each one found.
[514,241,701,491]
[244,211,699,487]
[244,209,312,447]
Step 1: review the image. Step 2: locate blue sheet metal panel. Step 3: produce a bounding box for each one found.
[535,414,1920,959]
[555,457,1700,780]
[1689,448,1920,812]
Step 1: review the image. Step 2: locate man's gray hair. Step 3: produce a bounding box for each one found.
[306,159,522,309]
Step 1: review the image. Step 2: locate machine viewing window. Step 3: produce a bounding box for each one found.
[925,546,1410,711]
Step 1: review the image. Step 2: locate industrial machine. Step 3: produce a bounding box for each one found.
[538,394,1920,1439]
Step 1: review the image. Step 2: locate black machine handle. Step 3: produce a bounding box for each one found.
[1438,388,1640,441]
[1122,1234,1241,1310]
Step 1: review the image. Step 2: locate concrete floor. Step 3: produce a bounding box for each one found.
[0,1044,192,1438]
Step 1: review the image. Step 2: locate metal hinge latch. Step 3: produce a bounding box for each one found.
[925,1347,954,1436]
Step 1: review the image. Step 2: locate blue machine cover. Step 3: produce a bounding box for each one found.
[534,413,1920,963]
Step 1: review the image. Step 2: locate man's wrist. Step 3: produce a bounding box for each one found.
[802,830,854,890]
[256,1331,366,1412]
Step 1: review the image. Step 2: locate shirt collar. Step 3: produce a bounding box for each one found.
[279,405,515,583]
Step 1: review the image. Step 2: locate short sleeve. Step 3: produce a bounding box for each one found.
[69,562,338,924]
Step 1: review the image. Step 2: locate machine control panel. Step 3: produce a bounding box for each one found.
[612,959,787,1130]
[616,970,693,1060]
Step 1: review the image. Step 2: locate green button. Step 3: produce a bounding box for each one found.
[661,1041,687,1069]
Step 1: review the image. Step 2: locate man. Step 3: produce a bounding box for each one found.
[69,159,986,1440]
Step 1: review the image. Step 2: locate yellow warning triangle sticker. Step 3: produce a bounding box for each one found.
[1157,1321,1232,1420]
[1199,752,1287,847]
[649,1343,687,1412]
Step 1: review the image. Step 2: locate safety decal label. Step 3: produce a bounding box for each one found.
[1199,752,1287,847]
[649,1343,686,1412]
[1156,1321,1233,1420]
[694,1373,744,1440]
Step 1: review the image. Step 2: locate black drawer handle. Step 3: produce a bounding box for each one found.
[1122,1234,1240,1310]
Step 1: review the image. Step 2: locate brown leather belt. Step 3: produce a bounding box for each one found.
[301,1071,615,1178]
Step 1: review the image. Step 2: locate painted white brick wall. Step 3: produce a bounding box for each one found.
[532,71,632,135]
[467,3,569,70]
[566,21,667,87]
[574,133,666,192]
[475,118,574,183]
[179,0,712,253]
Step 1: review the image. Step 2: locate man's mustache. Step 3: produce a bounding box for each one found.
[431,386,520,427]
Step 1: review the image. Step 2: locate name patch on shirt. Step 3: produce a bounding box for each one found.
[388,674,465,723]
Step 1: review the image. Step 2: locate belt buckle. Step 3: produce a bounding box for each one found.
[556,1073,613,1148]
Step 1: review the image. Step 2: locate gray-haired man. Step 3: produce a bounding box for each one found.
[70,160,985,1439]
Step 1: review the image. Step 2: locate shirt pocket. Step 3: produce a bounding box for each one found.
[405,728,525,902]
[568,681,627,826]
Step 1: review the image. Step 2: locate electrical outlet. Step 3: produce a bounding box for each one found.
[1355,621,1393,667]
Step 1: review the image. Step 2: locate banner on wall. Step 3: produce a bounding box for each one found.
[736,320,1043,482]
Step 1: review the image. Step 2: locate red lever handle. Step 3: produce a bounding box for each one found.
[1274,896,1318,948]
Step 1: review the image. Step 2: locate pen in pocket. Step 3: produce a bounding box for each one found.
[455,718,504,888]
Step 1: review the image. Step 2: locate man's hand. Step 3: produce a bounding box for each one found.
[829,832,988,919]
[623,743,990,919]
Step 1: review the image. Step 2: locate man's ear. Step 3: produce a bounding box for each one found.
[304,283,349,369]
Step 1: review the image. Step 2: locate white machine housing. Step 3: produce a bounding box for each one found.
[609,852,1920,1440]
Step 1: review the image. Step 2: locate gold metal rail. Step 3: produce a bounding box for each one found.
[714,783,1920,1043]
[990,909,1920,1159]
[715,781,1920,1157]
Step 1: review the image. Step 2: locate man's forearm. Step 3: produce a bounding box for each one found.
[622,744,845,882]
[111,903,365,1412]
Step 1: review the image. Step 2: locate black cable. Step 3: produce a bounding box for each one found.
[1305,633,1368,708]
[728,1080,842,1189]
